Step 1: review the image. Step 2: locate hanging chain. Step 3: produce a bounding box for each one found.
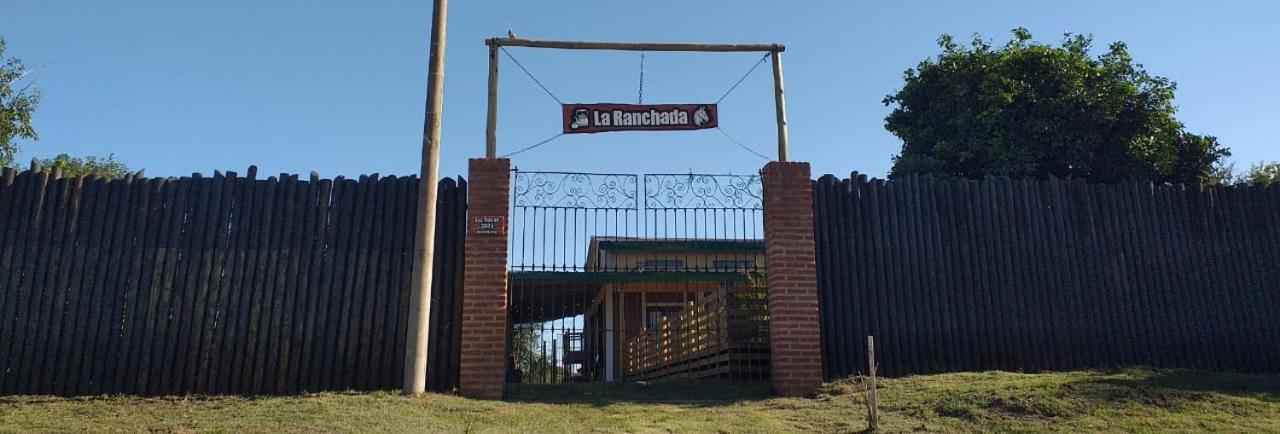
[637,51,646,104]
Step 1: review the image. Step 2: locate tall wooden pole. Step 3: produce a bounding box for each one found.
[771,50,789,162]
[404,0,447,395]
[485,43,499,158]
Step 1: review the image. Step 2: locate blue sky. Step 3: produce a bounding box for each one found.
[2,1,1277,179]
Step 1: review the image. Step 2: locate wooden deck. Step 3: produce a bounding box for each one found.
[624,285,769,381]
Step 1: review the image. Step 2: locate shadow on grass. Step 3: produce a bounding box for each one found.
[1063,367,1280,406]
[503,379,775,406]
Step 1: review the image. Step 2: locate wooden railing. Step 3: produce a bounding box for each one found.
[624,284,769,380]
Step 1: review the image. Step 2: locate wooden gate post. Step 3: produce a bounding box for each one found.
[459,157,511,399]
[761,161,823,396]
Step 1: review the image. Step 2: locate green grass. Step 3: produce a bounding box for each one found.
[2,368,1278,433]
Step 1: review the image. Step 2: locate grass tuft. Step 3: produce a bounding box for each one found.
[3,367,1279,432]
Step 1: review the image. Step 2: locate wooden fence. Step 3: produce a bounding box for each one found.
[814,173,1280,379]
[0,166,466,396]
[625,282,770,381]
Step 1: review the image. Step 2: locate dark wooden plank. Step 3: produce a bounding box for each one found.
[1049,178,1080,370]
[265,174,303,394]
[811,177,833,376]
[1013,178,1040,371]
[424,177,449,390]
[193,171,237,393]
[171,173,219,392]
[244,175,284,393]
[16,173,62,394]
[41,177,88,394]
[214,168,257,393]
[83,176,134,394]
[119,178,166,394]
[1187,185,1220,369]
[25,177,74,394]
[1261,185,1280,367]
[136,177,184,394]
[1252,184,1280,368]
[0,169,20,383]
[446,177,466,390]
[282,173,313,392]
[1203,185,1235,369]
[229,171,270,394]
[1130,182,1169,368]
[0,169,32,392]
[840,176,864,377]
[424,177,448,390]
[157,174,208,394]
[1118,182,1154,367]
[982,178,1014,371]
[285,173,323,393]
[299,178,335,392]
[1091,183,1123,367]
[339,174,377,390]
[897,175,925,374]
[880,176,908,374]
[72,176,122,395]
[1236,184,1273,371]
[1034,178,1066,370]
[100,177,150,394]
[928,176,961,373]
[199,171,243,393]
[1233,185,1269,370]
[432,177,465,391]
[814,176,839,377]
[921,176,952,373]
[322,177,358,390]
[1017,178,1044,370]
[365,176,399,389]
[1152,184,1191,368]
[919,175,949,373]
[848,174,874,377]
[822,176,846,377]
[1218,186,1254,369]
[107,176,151,393]
[8,171,53,394]
[948,179,979,371]
[865,178,892,374]
[154,176,199,394]
[55,177,105,396]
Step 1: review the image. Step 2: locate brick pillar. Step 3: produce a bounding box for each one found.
[761,161,823,396]
[459,158,511,399]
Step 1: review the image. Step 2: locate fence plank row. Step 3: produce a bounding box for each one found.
[815,175,1280,378]
[0,169,464,396]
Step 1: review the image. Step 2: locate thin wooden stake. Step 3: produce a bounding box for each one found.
[868,335,879,431]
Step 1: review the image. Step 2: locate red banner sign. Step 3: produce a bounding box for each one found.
[562,103,718,134]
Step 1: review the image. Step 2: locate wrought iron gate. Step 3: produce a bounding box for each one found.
[506,170,769,396]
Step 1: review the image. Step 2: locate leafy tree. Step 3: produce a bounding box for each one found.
[39,153,132,179]
[1,37,40,168]
[884,28,1230,184]
[1239,161,1280,186]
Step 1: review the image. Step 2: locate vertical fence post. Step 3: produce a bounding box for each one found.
[867,335,878,431]
[770,50,789,162]
[404,0,449,396]
[761,161,822,396]
[459,158,511,399]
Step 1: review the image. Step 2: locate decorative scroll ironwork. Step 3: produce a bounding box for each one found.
[644,173,763,209]
[512,171,638,208]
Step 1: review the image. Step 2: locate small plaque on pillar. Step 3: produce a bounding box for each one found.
[469,215,507,236]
